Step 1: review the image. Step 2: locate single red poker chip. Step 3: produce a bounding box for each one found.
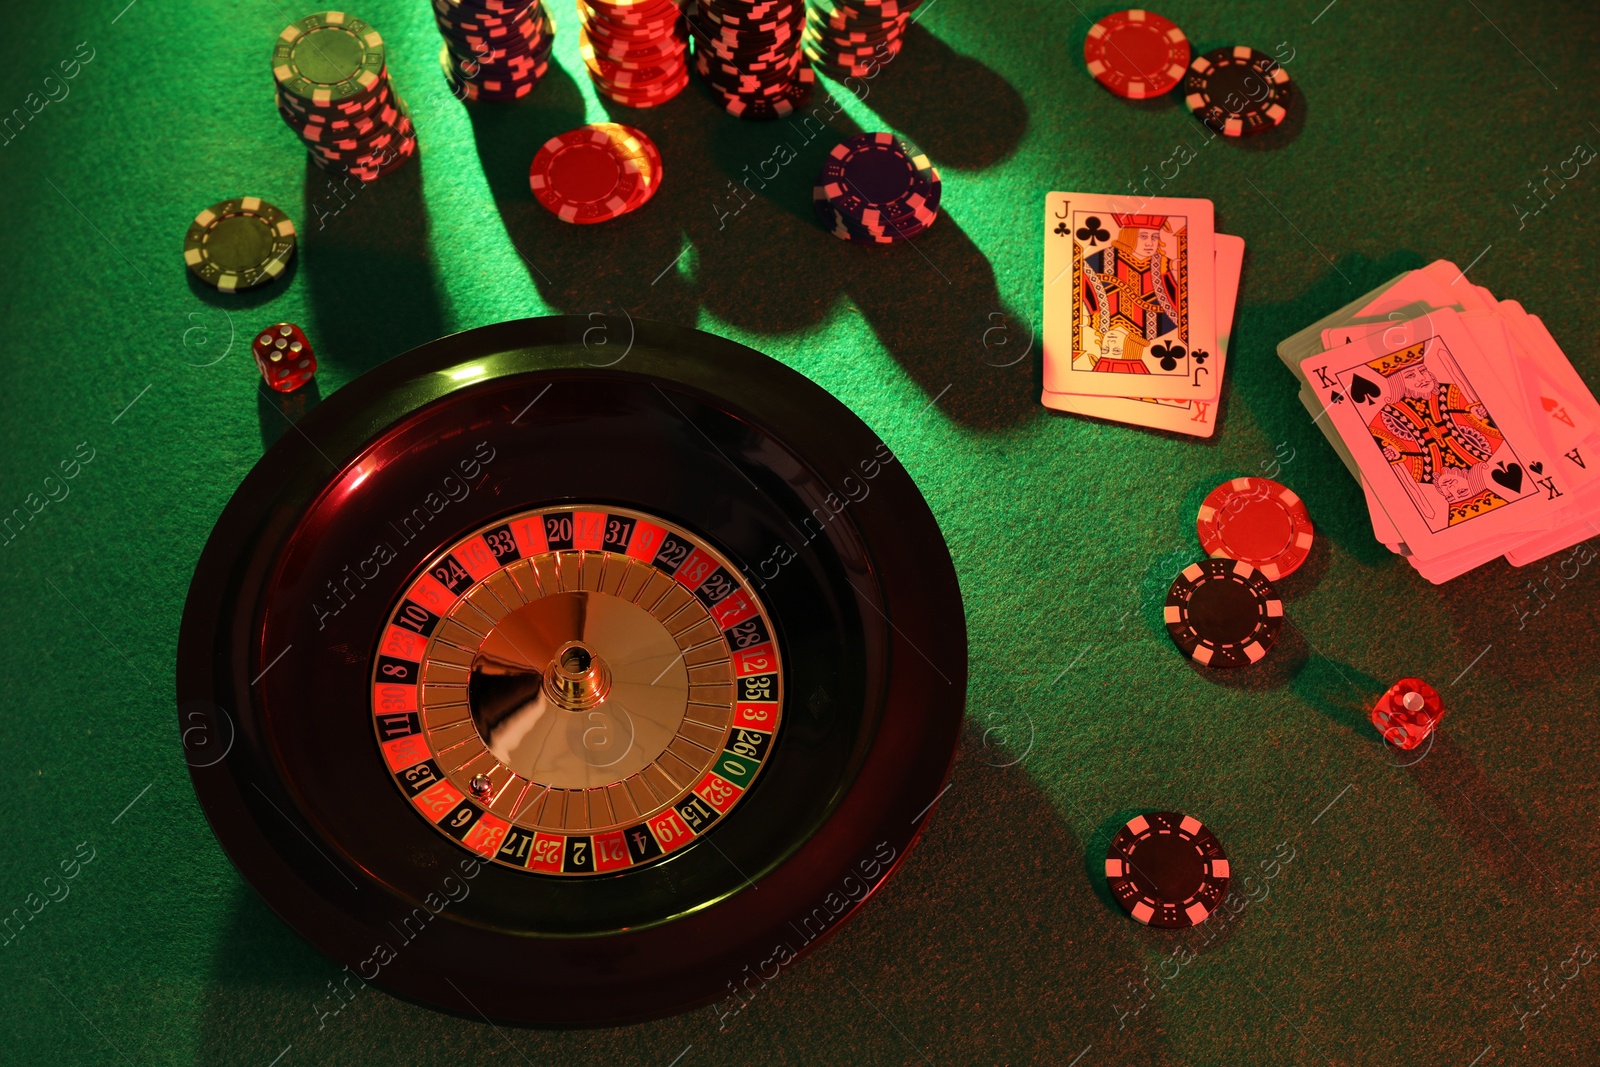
[528,125,650,224]
[1196,477,1315,580]
[1082,9,1190,100]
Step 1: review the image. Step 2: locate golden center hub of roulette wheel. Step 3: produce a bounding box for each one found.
[177,316,966,1026]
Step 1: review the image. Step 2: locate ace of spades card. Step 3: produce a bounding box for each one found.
[1302,314,1568,557]
[1042,192,1216,400]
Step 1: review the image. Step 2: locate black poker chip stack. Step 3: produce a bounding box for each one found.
[802,0,920,79]
[686,0,816,120]
[433,0,558,101]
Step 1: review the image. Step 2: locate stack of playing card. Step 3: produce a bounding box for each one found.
[1280,260,1600,583]
[1040,192,1243,437]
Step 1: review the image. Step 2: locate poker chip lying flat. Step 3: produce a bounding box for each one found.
[183,198,297,293]
[1164,558,1283,668]
[1082,9,1190,99]
[592,122,663,209]
[1105,812,1229,928]
[1197,477,1315,580]
[1183,45,1292,137]
[528,124,660,223]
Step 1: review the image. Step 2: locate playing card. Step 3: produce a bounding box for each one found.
[1496,301,1600,467]
[1365,480,1406,551]
[1324,311,1532,426]
[1502,510,1600,567]
[1283,258,1600,579]
[1276,273,1409,377]
[1326,302,1600,567]
[1290,273,1482,560]
[1319,301,1447,356]
[1042,387,1220,436]
[1415,259,1493,313]
[1042,192,1216,400]
[1277,260,1482,378]
[1300,310,1569,558]
[1043,232,1243,435]
[1297,382,1407,549]
[1411,540,1522,584]
[1496,305,1600,564]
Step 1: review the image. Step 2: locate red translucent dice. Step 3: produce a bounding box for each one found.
[1371,677,1444,750]
[252,322,316,393]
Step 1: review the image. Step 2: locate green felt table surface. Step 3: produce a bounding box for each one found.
[4,0,1600,1064]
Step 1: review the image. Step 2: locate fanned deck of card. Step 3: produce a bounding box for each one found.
[1279,260,1600,583]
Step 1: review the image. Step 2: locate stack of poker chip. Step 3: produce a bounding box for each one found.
[528,123,663,223]
[577,0,690,107]
[812,131,940,243]
[273,13,417,181]
[1160,476,1315,670]
[686,0,816,120]
[434,0,556,101]
[802,0,919,78]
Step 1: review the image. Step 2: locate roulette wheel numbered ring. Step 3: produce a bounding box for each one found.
[177,316,967,1025]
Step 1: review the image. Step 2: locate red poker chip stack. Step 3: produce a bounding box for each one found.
[686,0,816,120]
[801,0,921,79]
[577,0,691,107]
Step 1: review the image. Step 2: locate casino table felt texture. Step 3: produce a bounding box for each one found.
[3,1,1600,1064]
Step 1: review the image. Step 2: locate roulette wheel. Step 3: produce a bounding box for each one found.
[176,316,966,1025]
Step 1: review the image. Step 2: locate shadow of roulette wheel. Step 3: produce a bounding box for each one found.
[177,316,967,1026]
